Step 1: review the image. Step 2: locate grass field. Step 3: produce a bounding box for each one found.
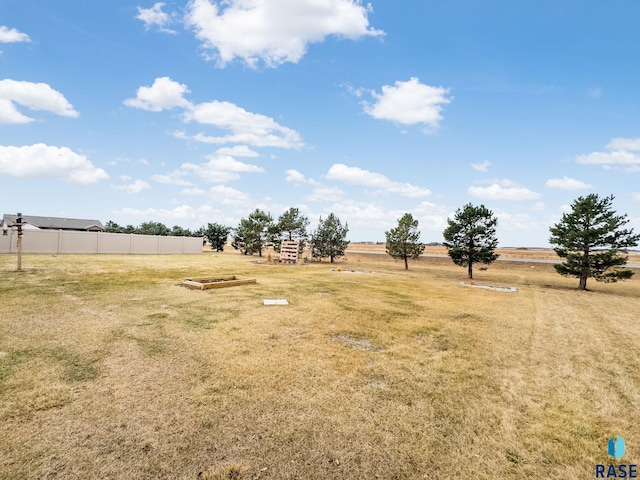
[1,251,639,479]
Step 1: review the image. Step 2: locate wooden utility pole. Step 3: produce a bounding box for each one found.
[16,213,23,271]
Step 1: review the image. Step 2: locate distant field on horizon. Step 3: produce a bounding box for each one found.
[1,252,639,479]
[347,242,640,263]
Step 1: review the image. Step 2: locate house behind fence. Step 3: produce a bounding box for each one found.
[2,214,106,232]
[0,215,202,254]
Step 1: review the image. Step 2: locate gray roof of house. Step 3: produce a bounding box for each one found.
[2,214,105,231]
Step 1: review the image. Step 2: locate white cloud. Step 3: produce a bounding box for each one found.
[414,201,450,231]
[126,77,304,149]
[326,163,431,197]
[113,204,201,219]
[471,161,491,172]
[174,129,302,149]
[493,178,519,187]
[531,202,545,211]
[178,165,237,183]
[113,204,227,228]
[0,143,108,185]
[285,169,319,185]
[0,99,32,123]
[575,137,640,169]
[124,77,191,111]
[606,137,640,151]
[632,193,640,201]
[545,176,593,191]
[362,77,451,131]
[184,100,304,148]
[305,186,345,202]
[124,77,304,148]
[113,179,151,194]
[576,150,640,166]
[468,183,541,201]
[494,210,544,232]
[203,185,250,205]
[151,173,193,186]
[204,154,264,173]
[136,3,177,34]
[180,187,204,196]
[174,154,264,183]
[0,26,31,43]
[342,83,367,98]
[0,79,79,123]
[215,145,259,157]
[184,0,383,68]
[329,200,400,228]
[106,157,131,166]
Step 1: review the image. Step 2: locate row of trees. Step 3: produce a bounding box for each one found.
[105,208,352,263]
[383,193,639,291]
[105,220,203,237]
[107,193,637,290]
[202,208,350,263]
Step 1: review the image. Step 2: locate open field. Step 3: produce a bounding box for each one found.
[348,243,640,263]
[1,252,640,479]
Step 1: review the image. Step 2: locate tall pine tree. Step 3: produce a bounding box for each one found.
[385,213,425,270]
[549,194,639,290]
[443,204,499,279]
[271,207,309,253]
[232,209,273,256]
[310,213,349,263]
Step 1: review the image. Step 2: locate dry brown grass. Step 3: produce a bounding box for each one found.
[1,252,639,479]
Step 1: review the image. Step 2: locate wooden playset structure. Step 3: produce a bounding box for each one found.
[279,241,300,264]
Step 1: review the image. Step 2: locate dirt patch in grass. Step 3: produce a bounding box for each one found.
[460,280,518,292]
[331,334,382,351]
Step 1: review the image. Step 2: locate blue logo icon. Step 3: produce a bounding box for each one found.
[596,436,636,478]
[608,435,625,460]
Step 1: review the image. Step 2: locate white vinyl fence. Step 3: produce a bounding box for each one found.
[0,230,203,255]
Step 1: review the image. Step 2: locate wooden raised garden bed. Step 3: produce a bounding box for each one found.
[181,275,256,290]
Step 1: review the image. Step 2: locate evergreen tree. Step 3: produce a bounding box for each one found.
[203,223,232,251]
[385,213,425,270]
[231,222,251,255]
[310,213,349,263]
[232,209,273,256]
[443,204,499,279]
[549,194,639,290]
[271,207,309,253]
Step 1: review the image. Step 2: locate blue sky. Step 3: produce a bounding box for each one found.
[2,0,640,246]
